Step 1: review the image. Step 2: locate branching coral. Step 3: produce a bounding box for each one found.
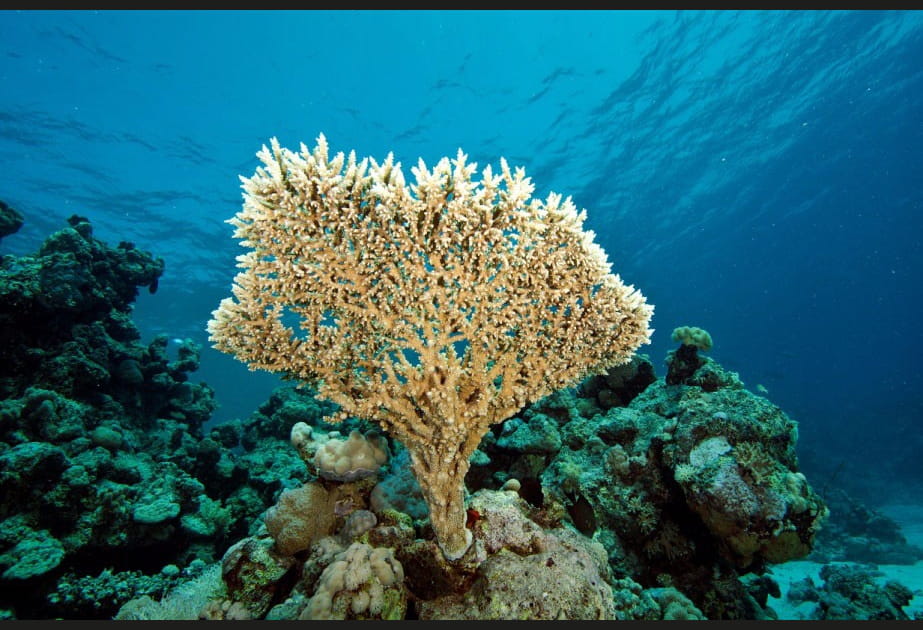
[207,135,653,561]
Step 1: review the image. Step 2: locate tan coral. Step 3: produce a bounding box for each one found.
[208,134,654,561]
[313,429,389,482]
[263,482,337,556]
[300,542,406,620]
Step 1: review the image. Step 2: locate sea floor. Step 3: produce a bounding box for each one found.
[767,502,923,620]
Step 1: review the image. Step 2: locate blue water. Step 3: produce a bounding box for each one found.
[1,10,921,501]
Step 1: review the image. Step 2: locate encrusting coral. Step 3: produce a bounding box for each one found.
[207,134,654,561]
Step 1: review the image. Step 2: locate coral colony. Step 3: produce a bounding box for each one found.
[207,135,654,562]
[0,139,916,620]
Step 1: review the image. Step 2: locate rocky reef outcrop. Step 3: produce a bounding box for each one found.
[142,328,845,620]
[0,209,264,618]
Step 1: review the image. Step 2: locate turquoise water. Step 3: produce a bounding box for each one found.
[1,9,920,500]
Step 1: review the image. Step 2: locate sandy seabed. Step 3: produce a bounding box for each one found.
[767,502,923,619]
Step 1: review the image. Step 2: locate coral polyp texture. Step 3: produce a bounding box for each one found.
[207,134,654,561]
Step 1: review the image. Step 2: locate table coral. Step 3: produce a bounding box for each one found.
[208,135,653,560]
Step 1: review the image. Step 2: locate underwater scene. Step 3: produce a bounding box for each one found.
[0,9,920,620]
